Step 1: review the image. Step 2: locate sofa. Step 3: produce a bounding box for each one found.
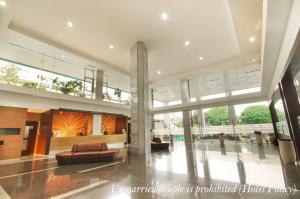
[56,142,119,165]
[151,137,170,151]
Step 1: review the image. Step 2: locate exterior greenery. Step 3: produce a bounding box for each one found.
[0,65,20,85]
[238,105,272,124]
[205,107,230,126]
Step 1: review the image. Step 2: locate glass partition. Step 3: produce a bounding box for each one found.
[233,102,274,144]
[152,80,182,108]
[103,86,130,105]
[274,99,290,137]
[0,41,131,104]
[153,112,183,143]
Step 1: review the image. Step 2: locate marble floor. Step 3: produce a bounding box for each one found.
[0,141,300,199]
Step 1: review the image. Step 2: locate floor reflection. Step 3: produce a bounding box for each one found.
[0,142,299,198]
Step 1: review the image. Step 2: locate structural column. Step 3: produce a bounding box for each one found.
[181,79,198,178]
[92,114,102,135]
[197,109,205,136]
[95,70,104,100]
[129,41,151,156]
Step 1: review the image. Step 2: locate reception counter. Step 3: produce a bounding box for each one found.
[50,134,126,151]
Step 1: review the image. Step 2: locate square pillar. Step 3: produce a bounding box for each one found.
[181,79,198,178]
[95,70,104,100]
[129,41,150,156]
[92,114,102,135]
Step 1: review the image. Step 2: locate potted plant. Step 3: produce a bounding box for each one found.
[218,132,225,146]
[278,138,296,164]
[114,88,122,101]
[254,131,262,145]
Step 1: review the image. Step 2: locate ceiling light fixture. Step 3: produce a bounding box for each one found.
[184,41,190,46]
[157,71,161,74]
[62,55,66,58]
[67,21,73,28]
[199,56,203,61]
[249,36,256,43]
[109,44,114,50]
[161,12,168,21]
[252,58,256,63]
[0,0,6,7]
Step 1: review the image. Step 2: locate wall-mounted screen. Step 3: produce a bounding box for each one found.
[0,128,21,136]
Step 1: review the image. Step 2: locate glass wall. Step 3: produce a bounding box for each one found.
[152,80,182,108]
[153,112,183,142]
[103,86,130,105]
[0,58,87,97]
[233,102,274,144]
[274,99,290,137]
[201,106,232,142]
[0,40,131,104]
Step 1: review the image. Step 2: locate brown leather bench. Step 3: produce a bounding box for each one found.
[56,143,119,165]
[151,137,170,151]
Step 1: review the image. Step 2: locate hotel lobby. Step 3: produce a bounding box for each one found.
[1,0,300,198]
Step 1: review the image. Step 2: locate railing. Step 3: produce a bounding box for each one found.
[0,57,131,104]
[153,123,274,135]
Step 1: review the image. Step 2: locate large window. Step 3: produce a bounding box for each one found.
[0,58,87,97]
[152,80,182,108]
[153,112,183,142]
[233,102,274,143]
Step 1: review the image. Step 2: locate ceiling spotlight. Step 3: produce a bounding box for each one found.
[184,41,190,46]
[249,36,256,43]
[199,56,203,61]
[0,1,6,7]
[109,44,114,50]
[161,12,168,21]
[67,21,73,28]
[157,71,161,74]
[62,55,66,58]
[252,58,256,62]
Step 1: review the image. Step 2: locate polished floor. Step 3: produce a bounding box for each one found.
[0,141,299,199]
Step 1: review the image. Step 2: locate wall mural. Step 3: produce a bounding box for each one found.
[101,114,116,134]
[52,111,93,137]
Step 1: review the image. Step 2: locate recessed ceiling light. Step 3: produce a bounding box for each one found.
[252,58,256,62]
[249,36,256,43]
[109,44,114,50]
[161,12,168,21]
[184,41,190,46]
[199,56,203,61]
[157,71,161,74]
[0,0,6,7]
[67,21,73,28]
[62,55,66,58]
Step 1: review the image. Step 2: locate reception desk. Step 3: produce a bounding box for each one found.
[50,134,126,151]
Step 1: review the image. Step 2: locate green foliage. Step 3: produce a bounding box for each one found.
[114,88,122,98]
[205,107,230,126]
[22,82,46,91]
[239,105,272,124]
[0,65,20,85]
[23,82,38,89]
[192,114,199,127]
[52,78,83,95]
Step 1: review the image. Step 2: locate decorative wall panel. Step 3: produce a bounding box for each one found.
[52,111,93,137]
[101,114,116,134]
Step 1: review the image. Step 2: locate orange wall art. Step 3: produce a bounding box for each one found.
[52,111,93,137]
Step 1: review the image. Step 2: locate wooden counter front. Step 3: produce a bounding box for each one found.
[50,134,126,151]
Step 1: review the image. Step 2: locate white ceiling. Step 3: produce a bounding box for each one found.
[5,0,262,82]
[153,63,262,102]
